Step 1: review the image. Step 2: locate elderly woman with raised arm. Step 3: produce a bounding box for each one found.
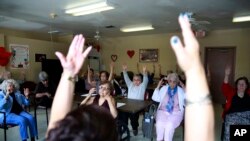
[0,79,37,141]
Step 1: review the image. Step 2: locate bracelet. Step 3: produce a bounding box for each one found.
[185,94,212,106]
[62,72,78,83]
[68,76,78,83]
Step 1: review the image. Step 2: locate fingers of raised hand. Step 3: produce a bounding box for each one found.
[122,64,127,69]
[179,13,198,49]
[170,13,201,72]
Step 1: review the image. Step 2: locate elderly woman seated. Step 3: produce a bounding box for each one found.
[152,73,185,141]
[34,71,56,108]
[0,79,37,141]
[222,67,250,141]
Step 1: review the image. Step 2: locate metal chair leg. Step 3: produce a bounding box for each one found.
[4,127,7,141]
[46,107,49,125]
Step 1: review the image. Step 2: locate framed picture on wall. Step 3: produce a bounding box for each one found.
[35,54,46,62]
[139,49,158,62]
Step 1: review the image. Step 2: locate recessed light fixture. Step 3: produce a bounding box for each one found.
[120,25,154,32]
[65,0,114,16]
[233,15,250,22]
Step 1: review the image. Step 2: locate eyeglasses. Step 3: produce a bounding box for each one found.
[99,86,110,91]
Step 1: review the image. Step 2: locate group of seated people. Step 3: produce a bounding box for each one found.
[1,13,249,141]
[0,70,56,141]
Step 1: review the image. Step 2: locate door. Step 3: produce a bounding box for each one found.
[205,47,236,104]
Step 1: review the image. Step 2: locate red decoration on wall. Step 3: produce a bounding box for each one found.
[92,44,101,52]
[111,54,117,62]
[0,47,12,66]
[127,50,135,58]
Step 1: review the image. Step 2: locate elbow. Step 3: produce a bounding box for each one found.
[113,112,118,118]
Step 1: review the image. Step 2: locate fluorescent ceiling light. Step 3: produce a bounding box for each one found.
[48,30,60,34]
[65,0,114,16]
[120,25,154,32]
[233,15,250,22]
[73,6,114,16]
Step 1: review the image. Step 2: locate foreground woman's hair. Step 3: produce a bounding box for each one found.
[46,105,118,141]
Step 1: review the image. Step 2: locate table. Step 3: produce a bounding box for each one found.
[74,94,153,114]
[116,96,153,114]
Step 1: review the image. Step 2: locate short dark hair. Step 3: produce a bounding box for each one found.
[235,76,249,94]
[46,105,118,141]
[134,74,142,81]
[99,71,110,79]
[100,81,114,94]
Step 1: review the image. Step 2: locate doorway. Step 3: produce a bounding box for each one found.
[205,47,236,104]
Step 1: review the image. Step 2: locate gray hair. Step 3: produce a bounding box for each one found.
[39,71,48,81]
[1,79,20,93]
[167,73,179,83]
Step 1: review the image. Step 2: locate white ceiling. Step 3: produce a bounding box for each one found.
[0,0,250,38]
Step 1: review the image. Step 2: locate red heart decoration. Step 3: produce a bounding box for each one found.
[127,50,135,58]
[0,47,12,66]
[111,55,118,62]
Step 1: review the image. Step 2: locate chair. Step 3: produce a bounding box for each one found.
[33,97,49,126]
[0,111,18,141]
[21,81,49,138]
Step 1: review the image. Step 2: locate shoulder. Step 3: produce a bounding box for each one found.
[0,91,5,97]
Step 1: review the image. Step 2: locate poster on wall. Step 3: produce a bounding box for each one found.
[9,44,29,69]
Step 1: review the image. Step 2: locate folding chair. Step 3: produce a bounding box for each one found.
[0,111,18,141]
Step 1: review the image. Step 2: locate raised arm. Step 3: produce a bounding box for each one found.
[108,62,114,81]
[224,66,231,84]
[87,65,96,87]
[152,78,164,102]
[142,66,149,86]
[222,66,234,97]
[47,35,92,133]
[122,64,132,86]
[170,13,214,141]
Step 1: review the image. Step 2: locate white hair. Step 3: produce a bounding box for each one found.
[167,73,179,83]
[1,79,20,93]
[39,71,48,81]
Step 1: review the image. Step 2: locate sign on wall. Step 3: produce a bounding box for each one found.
[9,44,29,69]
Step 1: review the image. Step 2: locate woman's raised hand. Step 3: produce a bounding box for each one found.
[122,64,127,71]
[225,66,231,76]
[170,14,201,73]
[55,35,92,76]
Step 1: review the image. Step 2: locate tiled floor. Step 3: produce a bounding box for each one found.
[0,103,223,141]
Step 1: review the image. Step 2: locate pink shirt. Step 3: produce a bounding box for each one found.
[159,93,180,113]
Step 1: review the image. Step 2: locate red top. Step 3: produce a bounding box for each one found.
[221,82,250,119]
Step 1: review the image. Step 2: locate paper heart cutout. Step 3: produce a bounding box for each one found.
[111,54,117,62]
[127,50,135,58]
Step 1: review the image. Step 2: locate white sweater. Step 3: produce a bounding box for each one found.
[152,85,186,112]
[123,71,148,100]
